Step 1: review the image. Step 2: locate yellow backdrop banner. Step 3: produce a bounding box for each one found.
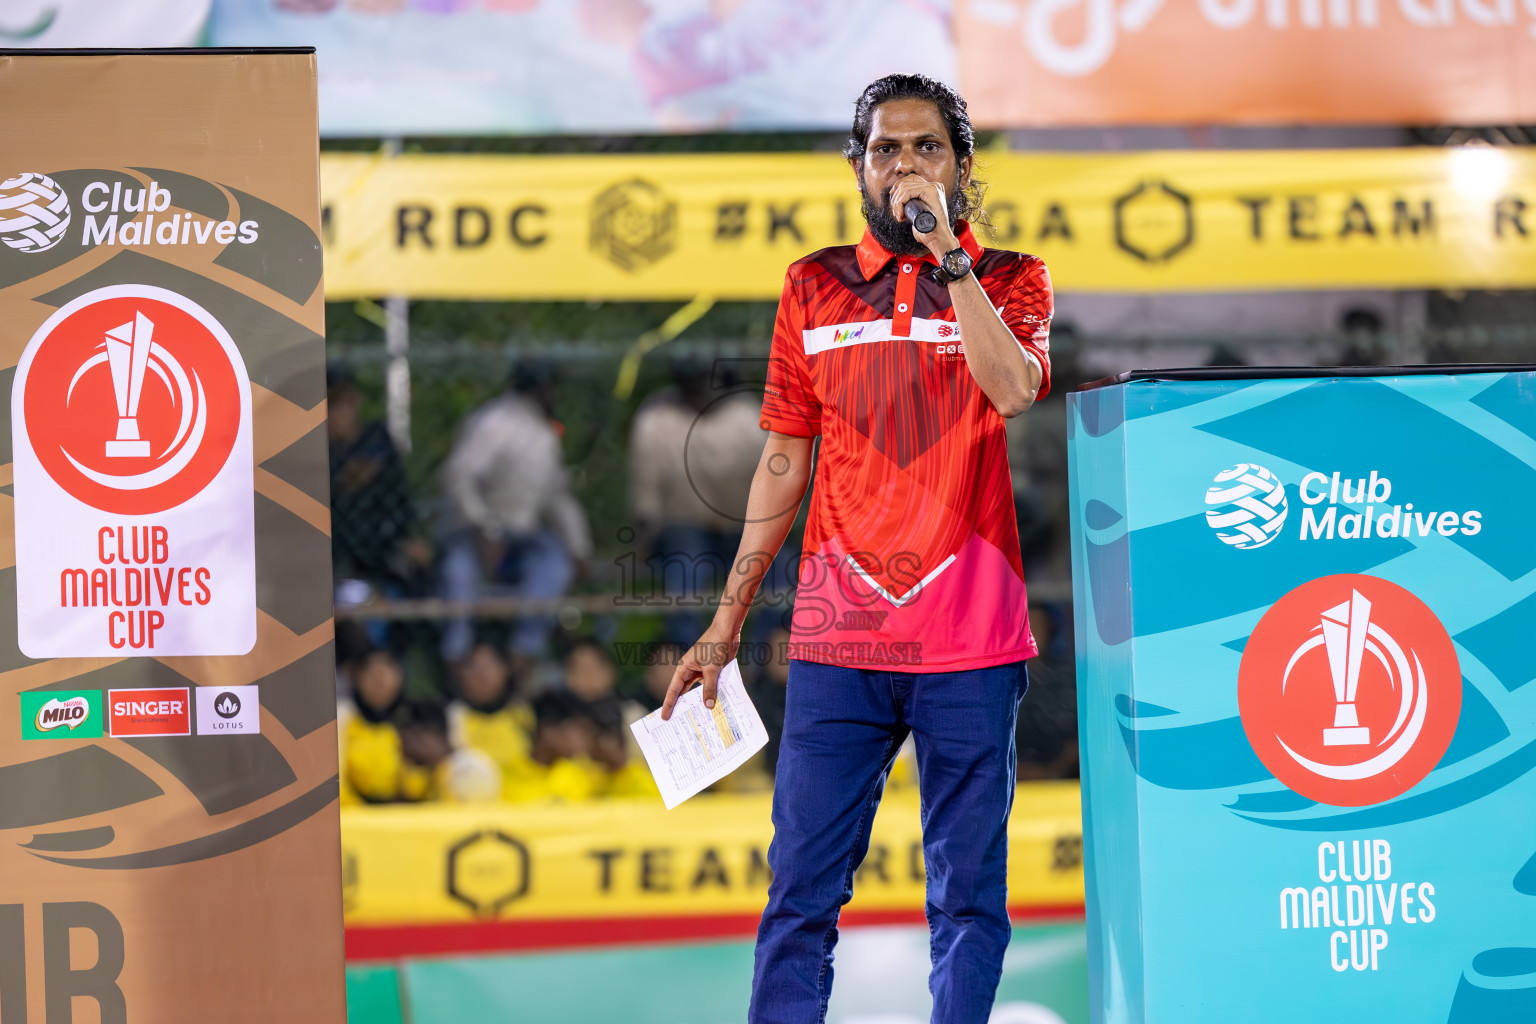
[320,148,1536,299]
[340,784,1084,925]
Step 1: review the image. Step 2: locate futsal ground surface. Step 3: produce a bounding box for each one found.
[347,920,1089,1024]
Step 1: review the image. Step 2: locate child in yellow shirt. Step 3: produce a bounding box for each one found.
[502,690,605,803]
[593,722,661,799]
[338,649,437,803]
[446,642,535,782]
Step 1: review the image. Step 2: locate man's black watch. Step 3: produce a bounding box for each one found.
[930,247,974,286]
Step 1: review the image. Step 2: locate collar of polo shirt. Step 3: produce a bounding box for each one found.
[855,219,984,281]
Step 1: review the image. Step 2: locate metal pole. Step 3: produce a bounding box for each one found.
[381,137,411,454]
[385,295,411,455]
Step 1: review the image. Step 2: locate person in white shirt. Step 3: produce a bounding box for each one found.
[628,355,765,644]
[438,360,592,662]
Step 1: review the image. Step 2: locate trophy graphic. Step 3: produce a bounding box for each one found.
[1262,578,1446,791]
[103,312,154,458]
[1321,590,1373,746]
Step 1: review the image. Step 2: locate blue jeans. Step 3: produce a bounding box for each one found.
[750,659,1028,1024]
[439,528,575,661]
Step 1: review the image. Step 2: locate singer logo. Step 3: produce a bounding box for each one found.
[108,686,191,737]
[1238,574,1461,807]
[17,286,242,515]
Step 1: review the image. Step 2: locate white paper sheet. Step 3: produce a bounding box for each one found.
[629,660,768,809]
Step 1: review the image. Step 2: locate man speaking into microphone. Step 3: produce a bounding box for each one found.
[662,73,1053,1023]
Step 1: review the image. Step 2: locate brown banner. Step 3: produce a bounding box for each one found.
[0,50,343,1023]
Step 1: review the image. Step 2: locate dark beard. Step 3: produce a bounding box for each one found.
[859,172,967,256]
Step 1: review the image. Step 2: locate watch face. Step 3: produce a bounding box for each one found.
[944,251,970,277]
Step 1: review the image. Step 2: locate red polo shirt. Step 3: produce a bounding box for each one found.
[760,221,1052,672]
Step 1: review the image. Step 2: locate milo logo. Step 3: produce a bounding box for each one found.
[19,690,104,739]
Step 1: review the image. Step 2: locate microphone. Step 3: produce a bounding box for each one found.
[903,199,937,234]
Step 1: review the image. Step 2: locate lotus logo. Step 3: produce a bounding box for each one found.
[214,691,242,719]
[35,695,91,731]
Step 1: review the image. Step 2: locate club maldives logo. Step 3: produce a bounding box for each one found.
[19,690,104,739]
[1238,574,1461,806]
[1205,463,1288,549]
[1204,465,1484,550]
[2,173,261,252]
[17,285,243,515]
[13,283,256,658]
[0,172,71,253]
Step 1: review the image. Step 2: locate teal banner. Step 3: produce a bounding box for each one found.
[1068,369,1536,1023]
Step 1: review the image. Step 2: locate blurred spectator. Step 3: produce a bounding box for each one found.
[328,363,430,625]
[398,700,453,778]
[1006,401,1067,584]
[338,648,437,804]
[1338,307,1385,367]
[592,720,661,798]
[1206,344,1247,367]
[406,699,503,804]
[607,640,683,797]
[1017,605,1080,781]
[636,640,686,712]
[749,628,791,777]
[629,354,765,645]
[503,690,604,803]
[1004,347,1094,588]
[563,637,625,732]
[439,360,593,663]
[447,641,536,785]
[1341,307,1384,337]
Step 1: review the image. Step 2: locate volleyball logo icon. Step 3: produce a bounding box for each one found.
[0,172,71,253]
[1204,463,1288,549]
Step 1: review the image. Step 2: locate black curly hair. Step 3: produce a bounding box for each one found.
[843,74,986,223]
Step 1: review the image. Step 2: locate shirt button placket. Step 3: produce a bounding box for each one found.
[893,260,917,338]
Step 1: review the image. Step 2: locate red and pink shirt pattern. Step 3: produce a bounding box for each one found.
[761,221,1053,672]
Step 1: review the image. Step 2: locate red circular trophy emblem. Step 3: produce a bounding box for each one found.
[1238,574,1461,807]
[18,286,242,515]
